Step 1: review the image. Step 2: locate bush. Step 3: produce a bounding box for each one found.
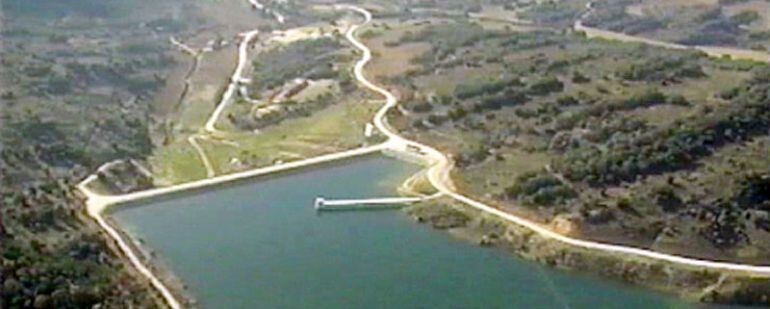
[411,101,433,113]
[667,95,690,106]
[731,11,760,26]
[619,89,667,110]
[454,77,521,99]
[674,64,707,79]
[556,95,578,106]
[528,76,563,96]
[652,186,684,212]
[477,90,528,110]
[618,56,686,81]
[735,172,770,209]
[448,107,467,121]
[505,172,576,206]
[571,71,591,83]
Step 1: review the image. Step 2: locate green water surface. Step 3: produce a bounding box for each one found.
[113,156,721,308]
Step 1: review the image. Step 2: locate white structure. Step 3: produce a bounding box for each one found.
[314,196,425,211]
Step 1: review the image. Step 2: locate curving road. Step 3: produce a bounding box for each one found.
[169,36,219,179]
[169,37,199,56]
[187,135,216,177]
[249,0,286,24]
[204,29,261,134]
[187,25,261,177]
[342,6,770,276]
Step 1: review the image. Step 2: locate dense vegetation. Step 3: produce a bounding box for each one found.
[250,38,349,91]
[0,181,159,308]
[396,21,505,66]
[0,0,196,306]
[556,71,770,185]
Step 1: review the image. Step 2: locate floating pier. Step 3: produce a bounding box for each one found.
[314,196,424,211]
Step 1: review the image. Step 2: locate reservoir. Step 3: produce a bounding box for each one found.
[113,156,703,308]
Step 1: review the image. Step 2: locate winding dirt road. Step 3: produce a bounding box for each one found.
[204,29,261,134]
[343,5,770,277]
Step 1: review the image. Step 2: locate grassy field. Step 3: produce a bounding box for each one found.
[458,150,553,197]
[416,66,504,97]
[361,21,432,79]
[175,46,238,133]
[148,94,378,184]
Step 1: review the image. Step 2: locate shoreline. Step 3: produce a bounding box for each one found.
[104,216,198,307]
[406,200,770,305]
[80,142,387,210]
[105,154,422,307]
[77,144,391,308]
[108,151,403,212]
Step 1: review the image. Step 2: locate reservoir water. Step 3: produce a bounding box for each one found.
[113,156,706,308]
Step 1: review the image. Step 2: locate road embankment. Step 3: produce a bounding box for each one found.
[407,200,770,305]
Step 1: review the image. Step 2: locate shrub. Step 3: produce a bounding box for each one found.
[505,172,576,206]
[528,76,563,96]
[571,71,591,83]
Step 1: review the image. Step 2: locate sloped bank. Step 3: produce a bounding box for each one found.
[406,200,770,306]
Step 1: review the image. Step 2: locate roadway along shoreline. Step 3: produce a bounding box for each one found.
[78,3,289,308]
[77,143,389,308]
[341,6,770,276]
[78,3,770,308]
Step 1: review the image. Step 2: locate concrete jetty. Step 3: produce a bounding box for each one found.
[314,196,424,211]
